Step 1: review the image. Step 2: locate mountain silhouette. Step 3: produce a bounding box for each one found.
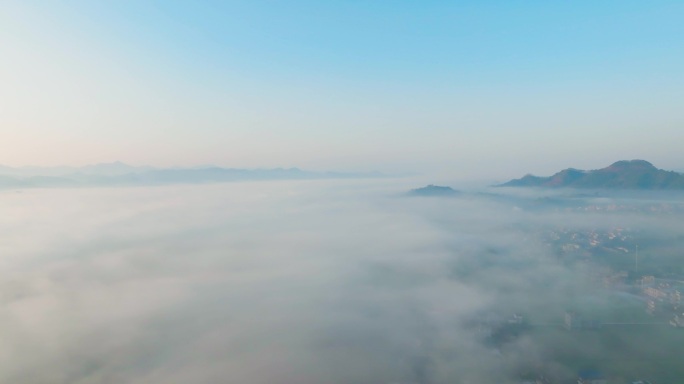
[500,160,684,189]
[408,185,461,196]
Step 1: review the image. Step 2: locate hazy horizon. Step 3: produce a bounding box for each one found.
[0,158,681,189]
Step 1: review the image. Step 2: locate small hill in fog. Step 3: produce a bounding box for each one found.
[408,184,461,197]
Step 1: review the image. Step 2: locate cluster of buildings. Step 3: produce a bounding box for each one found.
[638,276,683,320]
[560,202,683,214]
[544,227,633,257]
[518,371,652,384]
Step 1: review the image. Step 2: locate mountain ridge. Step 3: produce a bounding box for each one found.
[499,160,684,189]
[0,163,386,188]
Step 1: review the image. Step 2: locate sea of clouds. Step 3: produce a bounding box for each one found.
[1,179,682,383]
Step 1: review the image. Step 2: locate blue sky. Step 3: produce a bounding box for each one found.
[1,1,683,178]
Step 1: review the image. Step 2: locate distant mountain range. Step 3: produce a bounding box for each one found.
[0,162,384,188]
[499,160,684,189]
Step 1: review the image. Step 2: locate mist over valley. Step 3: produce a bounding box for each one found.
[2,177,684,383]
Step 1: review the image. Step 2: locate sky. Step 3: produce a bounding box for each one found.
[1,1,683,179]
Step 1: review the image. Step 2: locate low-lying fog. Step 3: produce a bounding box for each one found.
[1,180,683,383]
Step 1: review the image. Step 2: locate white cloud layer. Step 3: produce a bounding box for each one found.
[1,180,682,383]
